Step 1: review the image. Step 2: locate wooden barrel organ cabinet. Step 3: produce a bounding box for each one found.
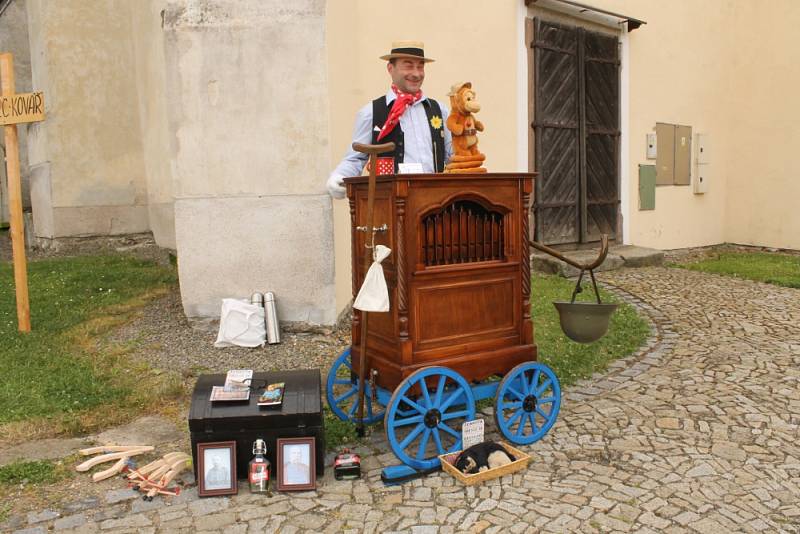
[347,173,536,390]
[329,173,562,481]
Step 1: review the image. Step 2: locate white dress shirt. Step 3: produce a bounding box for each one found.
[328,89,453,198]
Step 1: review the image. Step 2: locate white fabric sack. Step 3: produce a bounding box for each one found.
[215,298,266,348]
[353,245,392,312]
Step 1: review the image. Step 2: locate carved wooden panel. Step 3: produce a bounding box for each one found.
[415,278,515,343]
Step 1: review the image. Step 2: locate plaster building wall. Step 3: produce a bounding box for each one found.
[164,0,336,324]
[722,1,800,250]
[130,0,175,249]
[585,0,736,250]
[0,0,33,223]
[24,0,150,239]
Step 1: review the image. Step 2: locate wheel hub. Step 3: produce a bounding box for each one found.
[424,409,442,428]
[523,395,537,412]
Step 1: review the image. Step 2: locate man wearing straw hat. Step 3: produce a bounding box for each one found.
[327,41,453,198]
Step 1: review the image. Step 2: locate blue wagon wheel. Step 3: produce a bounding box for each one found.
[384,366,476,470]
[326,347,384,424]
[494,362,561,445]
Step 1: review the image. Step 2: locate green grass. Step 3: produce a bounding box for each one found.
[672,251,800,288]
[532,273,651,386]
[0,459,73,486]
[0,255,178,428]
[324,405,363,452]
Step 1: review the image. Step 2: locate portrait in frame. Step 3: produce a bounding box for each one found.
[197,441,237,497]
[276,437,315,491]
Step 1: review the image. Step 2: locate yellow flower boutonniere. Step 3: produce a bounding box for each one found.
[430,115,443,129]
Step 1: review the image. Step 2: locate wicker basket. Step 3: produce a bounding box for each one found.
[439,442,531,486]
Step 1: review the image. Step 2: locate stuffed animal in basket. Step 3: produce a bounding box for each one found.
[444,82,487,174]
[454,441,515,474]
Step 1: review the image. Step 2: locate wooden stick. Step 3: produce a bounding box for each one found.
[75,447,153,472]
[147,457,191,497]
[351,141,395,436]
[92,457,128,482]
[79,445,155,456]
[144,463,171,483]
[0,53,30,332]
[128,459,165,479]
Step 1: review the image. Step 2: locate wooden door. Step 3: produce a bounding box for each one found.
[532,18,620,245]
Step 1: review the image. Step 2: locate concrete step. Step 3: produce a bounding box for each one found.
[531,244,664,278]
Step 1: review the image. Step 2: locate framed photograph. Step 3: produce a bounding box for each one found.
[277,437,316,491]
[197,441,238,497]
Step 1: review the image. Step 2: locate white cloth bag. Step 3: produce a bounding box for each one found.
[214,298,267,348]
[353,245,392,312]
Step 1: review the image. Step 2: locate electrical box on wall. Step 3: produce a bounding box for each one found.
[696,133,710,164]
[694,163,709,194]
[694,133,709,194]
[646,133,657,159]
[674,126,692,185]
[654,122,693,186]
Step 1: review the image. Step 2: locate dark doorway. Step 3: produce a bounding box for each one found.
[531,18,620,246]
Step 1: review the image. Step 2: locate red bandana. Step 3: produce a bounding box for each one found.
[376,84,422,142]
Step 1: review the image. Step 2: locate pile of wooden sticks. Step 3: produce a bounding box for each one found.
[75,445,191,501]
[125,452,191,500]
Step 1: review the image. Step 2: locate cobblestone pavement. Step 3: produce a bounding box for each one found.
[5,266,800,533]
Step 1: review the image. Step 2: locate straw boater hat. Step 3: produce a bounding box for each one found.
[380,41,435,63]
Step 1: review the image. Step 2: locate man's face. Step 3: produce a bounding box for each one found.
[387,58,425,94]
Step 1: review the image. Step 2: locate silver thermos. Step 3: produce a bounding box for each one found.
[264,291,280,344]
[250,292,264,306]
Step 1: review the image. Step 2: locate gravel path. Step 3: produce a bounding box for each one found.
[107,289,350,378]
[5,264,800,533]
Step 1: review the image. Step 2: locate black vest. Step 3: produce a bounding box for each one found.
[371,96,446,173]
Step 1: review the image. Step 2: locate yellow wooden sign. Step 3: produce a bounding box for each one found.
[0,91,45,125]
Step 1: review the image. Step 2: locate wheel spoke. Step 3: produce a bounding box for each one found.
[442,410,470,421]
[529,369,541,396]
[500,400,522,410]
[506,385,525,401]
[528,412,538,433]
[536,378,552,396]
[505,409,523,427]
[438,423,461,439]
[335,388,357,404]
[347,399,359,416]
[537,396,556,404]
[416,428,431,460]
[519,374,530,395]
[399,424,425,450]
[343,359,352,370]
[439,389,464,412]
[433,375,447,407]
[401,395,427,415]
[333,379,351,385]
[515,414,527,437]
[432,427,445,455]
[536,407,551,420]
[393,415,424,427]
[419,378,433,409]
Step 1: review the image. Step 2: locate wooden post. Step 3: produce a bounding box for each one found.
[1,53,31,332]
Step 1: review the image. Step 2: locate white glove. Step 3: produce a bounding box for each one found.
[326,174,346,199]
